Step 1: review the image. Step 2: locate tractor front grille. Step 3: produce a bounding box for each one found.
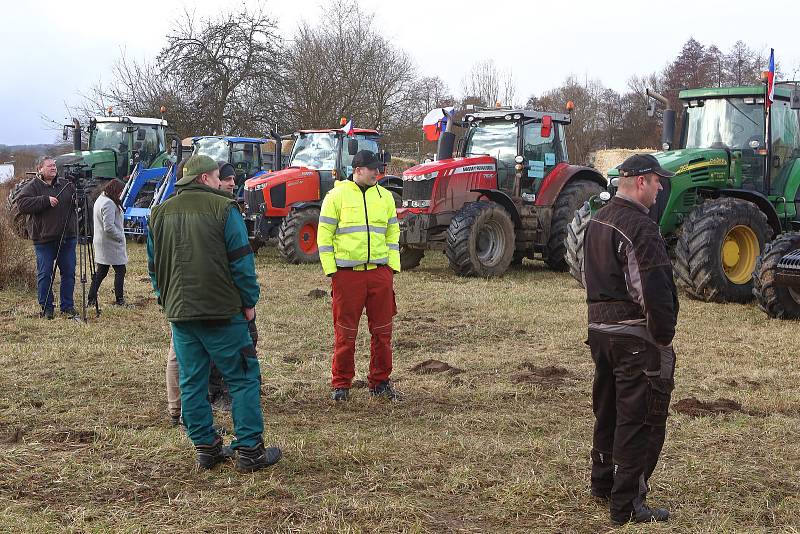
[244,188,265,217]
[402,179,435,208]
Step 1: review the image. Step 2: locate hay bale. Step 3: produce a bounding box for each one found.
[588,148,657,176]
[386,156,417,177]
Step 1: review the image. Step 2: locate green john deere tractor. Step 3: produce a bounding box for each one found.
[566,82,800,303]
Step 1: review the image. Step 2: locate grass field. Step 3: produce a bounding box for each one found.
[0,243,799,533]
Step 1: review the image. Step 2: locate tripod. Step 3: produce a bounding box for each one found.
[44,181,99,322]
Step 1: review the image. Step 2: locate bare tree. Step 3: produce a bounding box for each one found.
[461,60,516,108]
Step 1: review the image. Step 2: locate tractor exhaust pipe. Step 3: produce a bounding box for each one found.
[646,89,676,151]
[72,118,81,151]
[436,109,456,161]
[269,128,281,171]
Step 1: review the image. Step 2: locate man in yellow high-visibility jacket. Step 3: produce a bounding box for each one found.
[317,150,400,401]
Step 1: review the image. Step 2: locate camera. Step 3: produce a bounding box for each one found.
[61,162,94,199]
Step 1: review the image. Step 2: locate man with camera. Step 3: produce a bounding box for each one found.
[15,156,78,319]
[148,154,281,472]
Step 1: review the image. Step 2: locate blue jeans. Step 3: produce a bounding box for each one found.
[34,237,77,311]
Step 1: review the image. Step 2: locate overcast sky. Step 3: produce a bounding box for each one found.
[2,0,799,145]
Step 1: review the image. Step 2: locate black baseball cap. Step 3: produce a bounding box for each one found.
[218,161,235,179]
[352,150,382,170]
[618,154,675,178]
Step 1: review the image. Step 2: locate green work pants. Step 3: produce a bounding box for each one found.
[171,313,263,448]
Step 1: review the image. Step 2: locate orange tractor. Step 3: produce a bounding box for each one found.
[243,127,400,263]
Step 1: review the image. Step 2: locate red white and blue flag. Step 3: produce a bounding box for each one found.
[341,119,354,136]
[766,48,775,109]
[422,107,454,142]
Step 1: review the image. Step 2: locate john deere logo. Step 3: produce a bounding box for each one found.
[675,157,727,175]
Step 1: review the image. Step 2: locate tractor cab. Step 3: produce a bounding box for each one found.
[461,109,570,200]
[192,136,270,198]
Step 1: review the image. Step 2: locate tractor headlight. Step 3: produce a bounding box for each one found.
[599,192,611,201]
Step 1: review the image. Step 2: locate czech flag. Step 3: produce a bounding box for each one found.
[422,107,454,142]
[766,48,775,109]
[341,119,354,136]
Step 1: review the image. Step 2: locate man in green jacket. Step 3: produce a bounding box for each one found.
[317,150,400,402]
[147,154,281,472]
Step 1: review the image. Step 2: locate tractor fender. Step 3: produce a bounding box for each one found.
[534,164,606,207]
[470,188,522,228]
[288,201,322,212]
[706,188,783,236]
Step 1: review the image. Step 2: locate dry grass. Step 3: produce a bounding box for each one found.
[0,242,799,533]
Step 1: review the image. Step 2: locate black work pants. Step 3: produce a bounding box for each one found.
[587,329,675,522]
[88,264,126,303]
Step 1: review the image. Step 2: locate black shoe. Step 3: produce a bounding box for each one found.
[169,414,182,427]
[113,299,127,307]
[195,436,233,469]
[87,298,97,308]
[331,388,350,402]
[370,380,400,401]
[590,489,610,503]
[61,307,79,318]
[612,504,670,525]
[235,442,282,473]
[40,308,54,320]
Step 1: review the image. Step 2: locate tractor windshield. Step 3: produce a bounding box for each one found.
[290,132,338,170]
[341,135,381,176]
[193,138,229,161]
[90,123,129,153]
[464,121,517,159]
[684,98,765,150]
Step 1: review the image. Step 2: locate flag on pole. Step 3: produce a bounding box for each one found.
[422,107,454,142]
[766,48,775,109]
[341,119,354,136]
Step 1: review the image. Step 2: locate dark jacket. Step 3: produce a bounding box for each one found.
[147,182,259,322]
[584,195,679,346]
[15,176,76,244]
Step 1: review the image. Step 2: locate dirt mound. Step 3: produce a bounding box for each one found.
[673,397,743,417]
[511,364,572,385]
[588,148,656,176]
[308,289,327,299]
[409,359,463,375]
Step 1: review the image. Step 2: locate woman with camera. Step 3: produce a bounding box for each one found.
[87,179,128,307]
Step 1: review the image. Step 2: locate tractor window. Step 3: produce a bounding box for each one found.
[230,143,260,176]
[464,121,517,192]
[341,135,380,176]
[193,138,229,161]
[684,98,764,150]
[522,122,565,175]
[91,123,128,153]
[290,133,338,170]
[133,126,164,167]
[769,101,800,195]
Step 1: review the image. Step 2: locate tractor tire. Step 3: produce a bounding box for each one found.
[674,197,772,303]
[565,201,592,288]
[545,179,603,271]
[278,207,320,264]
[6,176,34,238]
[446,200,515,277]
[753,232,800,319]
[400,246,424,270]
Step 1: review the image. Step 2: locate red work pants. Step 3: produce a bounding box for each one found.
[331,265,396,389]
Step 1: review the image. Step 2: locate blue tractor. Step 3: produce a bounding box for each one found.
[121,163,178,241]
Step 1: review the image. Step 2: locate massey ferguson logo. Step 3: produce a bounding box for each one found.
[454,164,495,174]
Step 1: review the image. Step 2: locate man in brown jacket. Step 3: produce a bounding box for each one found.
[583,154,679,525]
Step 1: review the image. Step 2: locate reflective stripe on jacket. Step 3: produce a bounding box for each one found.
[317,179,400,276]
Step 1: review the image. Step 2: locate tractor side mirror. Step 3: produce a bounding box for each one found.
[62,126,69,142]
[137,129,147,141]
[646,100,656,118]
[791,89,800,110]
[541,115,553,139]
[773,155,782,168]
[382,150,392,164]
[347,139,359,156]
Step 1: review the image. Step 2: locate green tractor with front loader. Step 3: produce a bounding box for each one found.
[566,82,800,303]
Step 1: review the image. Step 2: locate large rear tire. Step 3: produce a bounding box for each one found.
[446,201,515,277]
[545,180,603,271]
[753,232,800,319]
[277,207,320,264]
[674,198,772,303]
[565,201,592,288]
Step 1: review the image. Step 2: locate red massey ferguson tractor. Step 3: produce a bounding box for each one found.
[398,106,606,276]
[243,127,401,263]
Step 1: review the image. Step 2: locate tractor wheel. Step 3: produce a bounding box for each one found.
[6,176,34,238]
[400,246,424,271]
[545,180,603,271]
[565,201,592,288]
[278,207,320,264]
[674,197,772,303]
[446,200,515,277]
[753,232,800,319]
